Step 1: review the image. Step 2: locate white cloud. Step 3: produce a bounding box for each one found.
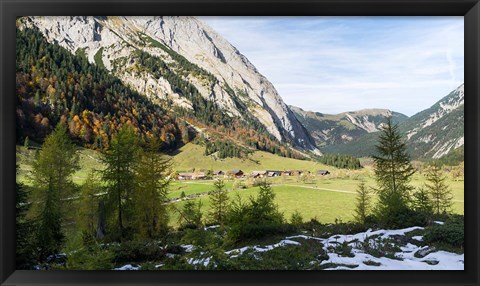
[200,16,464,116]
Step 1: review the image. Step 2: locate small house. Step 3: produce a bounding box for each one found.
[194,172,207,180]
[317,170,330,176]
[251,171,267,178]
[267,170,282,177]
[178,172,194,180]
[282,170,293,176]
[213,170,224,176]
[229,170,244,178]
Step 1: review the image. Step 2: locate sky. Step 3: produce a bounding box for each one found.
[199,16,464,117]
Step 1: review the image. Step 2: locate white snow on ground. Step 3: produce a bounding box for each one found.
[226,226,464,270]
[412,236,423,241]
[433,221,445,225]
[204,225,220,230]
[113,264,141,270]
[181,244,195,253]
[225,239,301,258]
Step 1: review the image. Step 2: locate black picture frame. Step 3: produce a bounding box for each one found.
[1,0,479,285]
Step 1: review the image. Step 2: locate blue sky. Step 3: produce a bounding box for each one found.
[199,17,464,116]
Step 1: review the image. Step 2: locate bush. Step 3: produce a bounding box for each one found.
[424,218,464,249]
[112,240,166,263]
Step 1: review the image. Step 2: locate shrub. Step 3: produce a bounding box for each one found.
[112,240,166,263]
[424,218,464,249]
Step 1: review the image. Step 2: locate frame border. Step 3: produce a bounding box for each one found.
[1,0,479,285]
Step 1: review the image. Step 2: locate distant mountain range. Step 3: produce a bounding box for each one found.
[315,84,464,160]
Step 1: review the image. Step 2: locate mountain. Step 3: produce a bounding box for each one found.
[18,16,318,154]
[290,106,408,148]
[321,84,464,160]
[401,84,464,159]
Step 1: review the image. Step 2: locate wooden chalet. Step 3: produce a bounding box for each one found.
[228,170,245,178]
[317,170,330,176]
[251,171,267,178]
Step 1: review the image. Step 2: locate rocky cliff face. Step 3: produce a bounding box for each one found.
[18,16,318,153]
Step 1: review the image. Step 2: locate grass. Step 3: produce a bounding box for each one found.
[169,143,331,173]
[16,142,464,228]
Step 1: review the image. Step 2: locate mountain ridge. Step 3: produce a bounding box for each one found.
[19,16,319,153]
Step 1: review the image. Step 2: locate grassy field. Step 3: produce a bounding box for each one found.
[169,143,331,173]
[167,174,464,227]
[16,143,464,228]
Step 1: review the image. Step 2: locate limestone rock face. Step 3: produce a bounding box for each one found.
[19,16,318,153]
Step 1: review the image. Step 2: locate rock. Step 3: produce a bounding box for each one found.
[414,246,437,258]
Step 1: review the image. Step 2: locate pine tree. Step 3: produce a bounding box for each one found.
[30,123,79,260]
[425,166,453,215]
[100,124,140,240]
[209,179,229,226]
[372,117,415,227]
[354,181,371,225]
[133,137,171,239]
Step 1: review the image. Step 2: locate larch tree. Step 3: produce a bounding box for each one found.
[209,179,229,226]
[133,137,171,239]
[372,117,415,226]
[16,164,34,269]
[425,165,453,215]
[100,124,140,240]
[78,170,102,239]
[30,123,79,260]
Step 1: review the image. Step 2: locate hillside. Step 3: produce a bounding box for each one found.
[170,143,328,173]
[291,106,408,148]
[17,16,318,154]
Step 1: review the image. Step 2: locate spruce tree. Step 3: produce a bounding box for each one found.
[412,187,433,216]
[372,117,415,227]
[100,124,140,240]
[209,179,229,226]
[354,180,371,225]
[133,137,171,239]
[425,166,453,215]
[30,123,79,260]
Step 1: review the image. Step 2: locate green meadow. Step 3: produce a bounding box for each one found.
[16,143,464,228]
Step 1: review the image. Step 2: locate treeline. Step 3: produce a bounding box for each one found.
[353,117,455,229]
[204,139,252,159]
[16,27,181,150]
[318,154,362,169]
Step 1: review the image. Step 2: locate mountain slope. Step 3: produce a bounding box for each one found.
[291,107,408,148]
[321,84,464,159]
[18,16,318,153]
